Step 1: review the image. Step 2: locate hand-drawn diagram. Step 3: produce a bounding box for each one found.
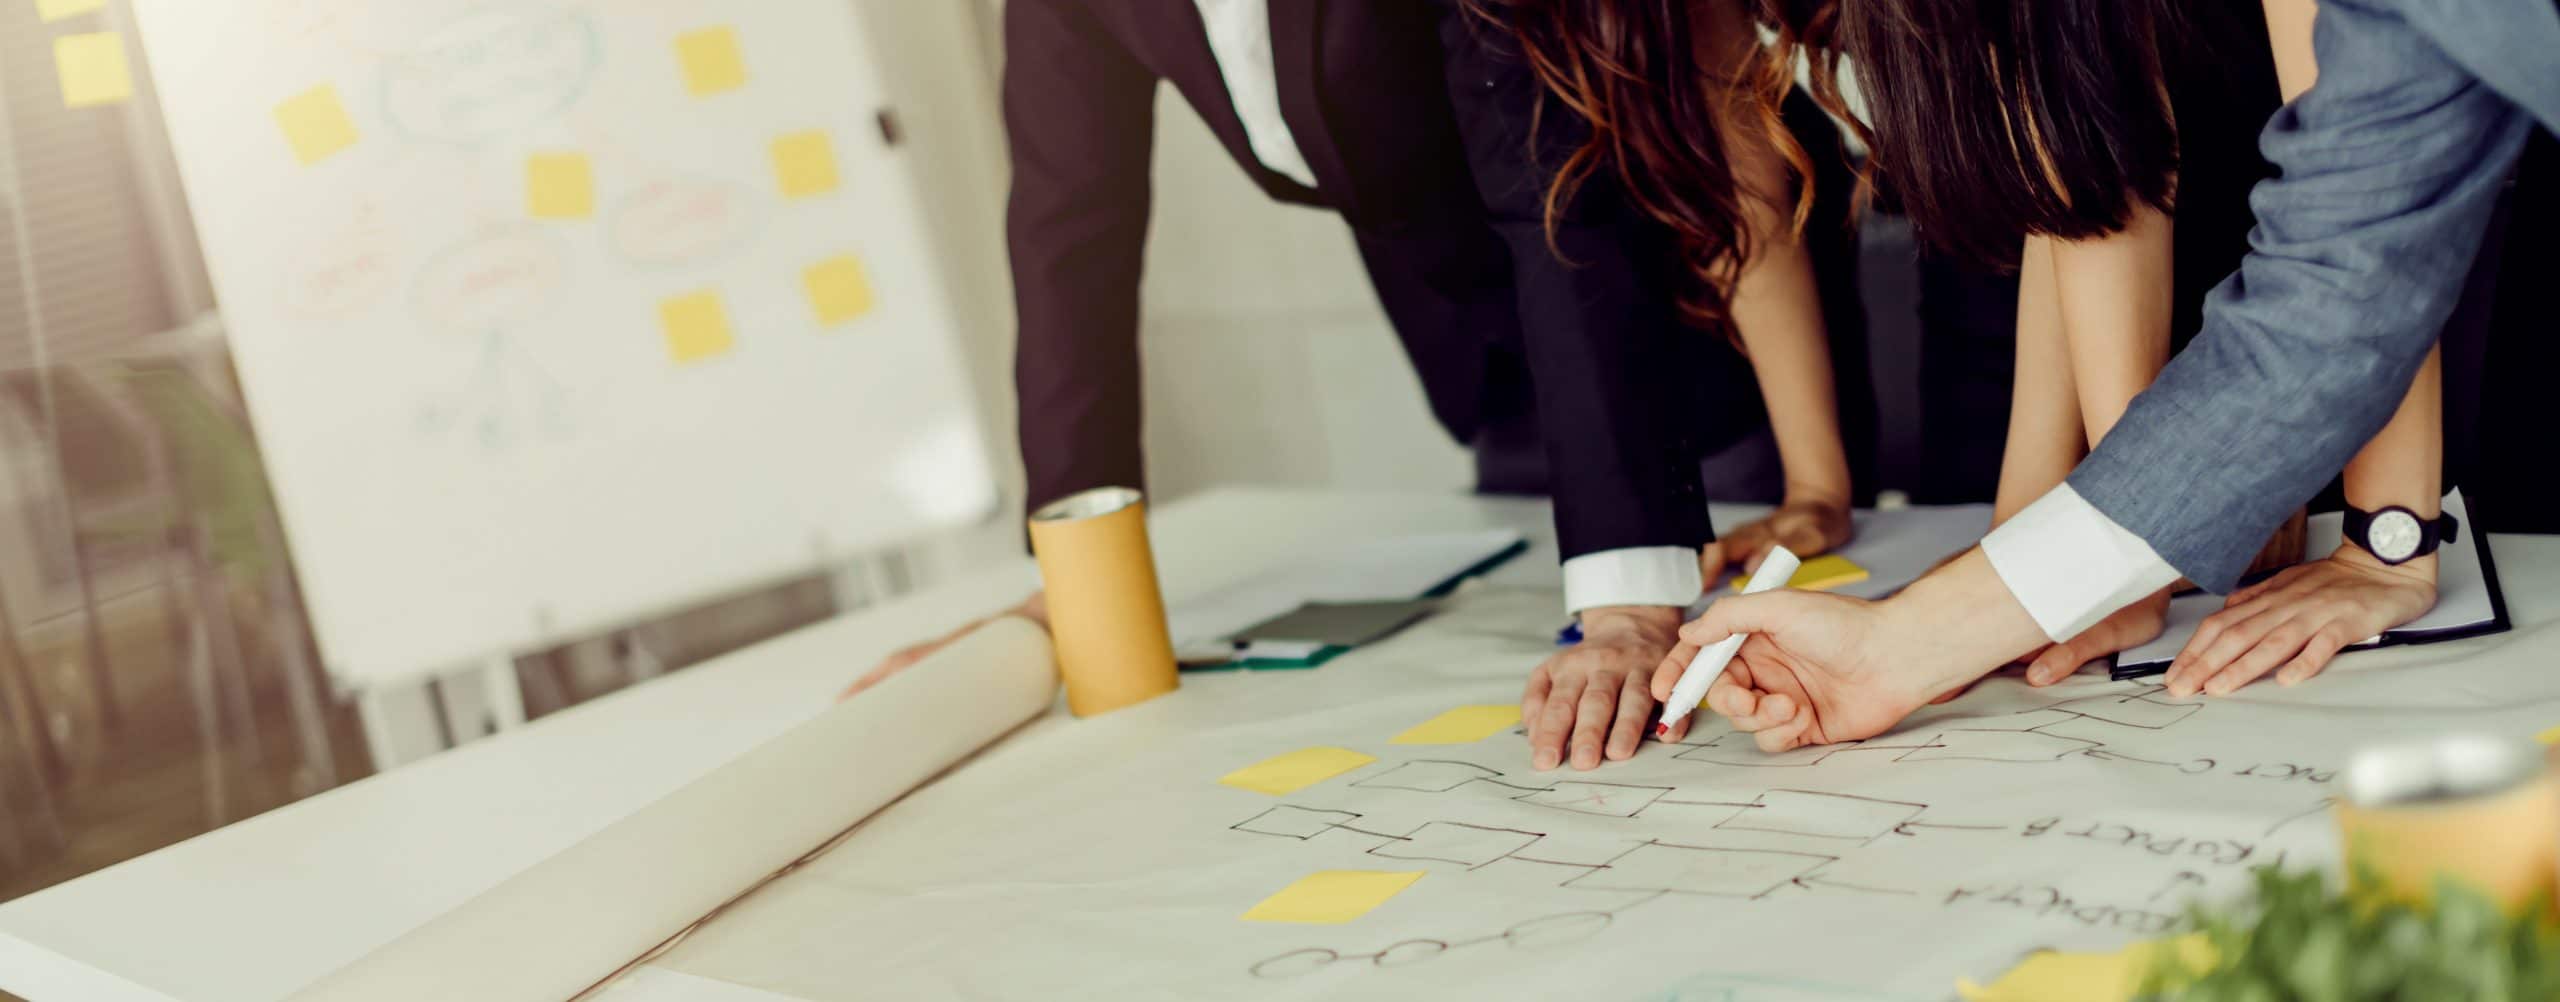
[410,224,575,447]
[1228,683,2332,986]
[381,7,601,146]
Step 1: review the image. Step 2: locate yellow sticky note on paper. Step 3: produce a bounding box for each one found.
[1242,870,1424,924]
[53,32,131,109]
[1956,934,2215,1002]
[1219,746,1374,796]
[525,153,595,219]
[803,255,874,326]
[1734,553,1871,593]
[37,0,107,22]
[659,290,736,364]
[675,26,747,96]
[275,84,360,166]
[2537,725,2560,746]
[1391,705,1522,745]
[770,131,841,199]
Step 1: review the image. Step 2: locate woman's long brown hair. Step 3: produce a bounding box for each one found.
[1465,0,1816,334]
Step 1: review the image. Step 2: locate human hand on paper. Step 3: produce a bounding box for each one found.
[1521,606,1680,771]
[1658,549,2046,751]
[839,592,1050,700]
[1700,495,1852,584]
[2021,586,2172,686]
[2165,548,2436,697]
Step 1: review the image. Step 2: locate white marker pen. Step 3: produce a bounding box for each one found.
[1657,545,1801,734]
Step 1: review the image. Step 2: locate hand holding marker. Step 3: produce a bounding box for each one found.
[1656,545,1801,736]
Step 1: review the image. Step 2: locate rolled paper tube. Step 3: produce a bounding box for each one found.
[2334,734,2560,915]
[1028,486,1180,717]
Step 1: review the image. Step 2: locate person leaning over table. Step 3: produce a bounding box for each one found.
[1655,0,2560,754]
[840,0,1884,775]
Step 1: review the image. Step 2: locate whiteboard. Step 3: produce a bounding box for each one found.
[127,1,997,685]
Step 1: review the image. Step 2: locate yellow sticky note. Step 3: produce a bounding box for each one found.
[770,131,840,199]
[2538,725,2560,746]
[803,255,874,326]
[37,0,106,22]
[1219,746,1375,796]
[659,290,736,364]
[675,26,747,96]
[1734,553,1871,593]
[1242,870,1424,924]
[53,32,131,109]
[1391,705,1522,745]
[1956,934,2215,1002]
[275,84,360,166]
[525,153,595,220]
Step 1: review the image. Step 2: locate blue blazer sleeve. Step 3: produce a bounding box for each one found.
[2065,0,2539,591]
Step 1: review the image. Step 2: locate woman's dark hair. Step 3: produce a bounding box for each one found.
[1465,0,1813,332]
[1770,0,2190,266]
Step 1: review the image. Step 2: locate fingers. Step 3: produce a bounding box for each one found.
[2024,641,2089,687]
[1773,517,1831,560]
[1530,671,1586,771]
[2275,628,2349,686]
[2169,600,2280,696]
[838,645,927,700]
[1697,541,1729,584]
[1569,680,1616,770]
[1677,592,1795,650]
[1605,668,1654,761]
[2196,614,2315,696]
[1706,666,1759,722]
[1521,661,1553,738]
[1748,692,1814,753]
[1651,639,1700,702]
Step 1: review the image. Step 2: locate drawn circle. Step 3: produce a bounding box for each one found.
[382,6,600,144]
[411,223,572,334]
[1249,949,1339,980]
[1502,911,1612,950]
[1371,939,1449,968]
[606,176,765,270]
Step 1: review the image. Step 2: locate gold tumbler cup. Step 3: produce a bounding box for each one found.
[1027,487,1179,717]
[2335,734,2560,915]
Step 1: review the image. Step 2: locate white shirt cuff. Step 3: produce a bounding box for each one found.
[1562,547,1701,614]
[1980,484,2182,642]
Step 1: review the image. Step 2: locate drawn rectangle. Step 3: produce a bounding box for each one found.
[1368,822,1540,868]
[1716,790,1925,842]
[1349,759,1498,793]
[1897,730,2099,763]
[1566,843,1832,898]
[2049,691,2202,729]
[1232,805,1359,840]
[1513,781,1668,818]
[1674,733,1837,768]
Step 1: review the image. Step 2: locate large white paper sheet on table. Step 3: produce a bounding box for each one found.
[637,578,2560,1001]
[2120,491,2501,672]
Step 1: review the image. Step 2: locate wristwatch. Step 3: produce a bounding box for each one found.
[2342,505,2460,565]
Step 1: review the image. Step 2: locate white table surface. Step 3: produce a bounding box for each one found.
[2,487,2552,1002]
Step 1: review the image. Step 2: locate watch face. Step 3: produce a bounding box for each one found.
[2369,509,2424,562]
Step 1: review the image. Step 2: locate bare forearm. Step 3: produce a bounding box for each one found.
[2049,204,2176,448]
[2341,345,2443,518]
[1994,236,2084,526]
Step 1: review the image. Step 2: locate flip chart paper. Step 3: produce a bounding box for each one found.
[660,291,736,364]
[526,153,595,219]
[803,255,874,326]
[289,619,1058,1002]
[274,85,359,166]
[1241,871,1424,924]
[1390,705,1521,745]
[1220,747,1375,796]
[53,32,131,109]
[770,131,840,199]
[676,27,747,96]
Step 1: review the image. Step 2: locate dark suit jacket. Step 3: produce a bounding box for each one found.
[1004,0,1871,560]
